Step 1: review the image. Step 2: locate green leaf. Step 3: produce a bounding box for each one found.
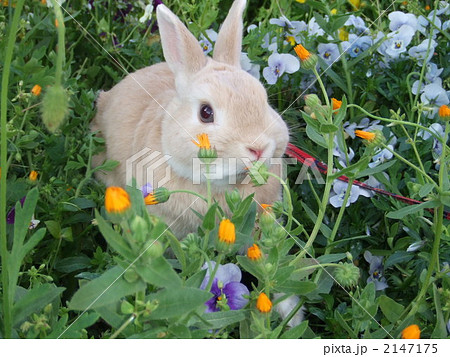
[166,232,187,273]
[54,256,91,273]
[276,281,317,295]
[319,123,339,134]
[306,124,327,149]
[431,284,447,338]
[333,95,347,127]
[185,269,207,288]
[386,200,439,219]
[136,256,183,288]
[94,210,135,261]
[232,194,255,227]
[202,203,218,230]
[280,320,309,339]
[418,183,435,198]
[194,310,246,329]
[384,251,413,269]
[378,295,404,323]
[45,220,61,239]
[13,284,65,326]
[54,313,100,339]
[168,324,192,338]
[13,188,39,248]
[329,14,351,33]
[355,160,396,179]
[317,253,347,264]
[69,266,146,311]
[236,255,265,281]
[335,310,357,338]
[301,201,331,238]
[149,287,211,320]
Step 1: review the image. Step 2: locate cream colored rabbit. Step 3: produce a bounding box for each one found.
[91,0,289,237]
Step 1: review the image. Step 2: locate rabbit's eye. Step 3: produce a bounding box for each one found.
[199,104,214,123]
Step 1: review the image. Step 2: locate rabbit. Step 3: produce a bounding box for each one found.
[91,0,290,237]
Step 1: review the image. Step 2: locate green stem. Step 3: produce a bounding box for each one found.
[205,254,223,292]
[169,190,207,203]
[400,122,448,322]
[312,67,330,110]
[380,144,437,188]
[51,0,66,87]
[292,132,335,264]
[75,134,94,197]
[267,172,293,232]
[1,0,26,339]
[348,104,449,150]
[314,179,354,283]
[109,314,136,339]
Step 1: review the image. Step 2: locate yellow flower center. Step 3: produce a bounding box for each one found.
[218,219,236,245]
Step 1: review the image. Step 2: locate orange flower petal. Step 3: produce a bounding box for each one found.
[247,244,262,261]
[218,218,236,245]
[105,187,131,213]
[401,324,421,339]
[294,44,311,61]
[256,292,272,313]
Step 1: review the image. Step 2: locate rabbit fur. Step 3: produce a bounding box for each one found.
[91,0,290,237]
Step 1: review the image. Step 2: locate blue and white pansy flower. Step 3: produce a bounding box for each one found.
[263,52,300,85]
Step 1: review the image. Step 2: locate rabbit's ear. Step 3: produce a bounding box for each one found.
[156,5,206,79]
[213,0,246,67]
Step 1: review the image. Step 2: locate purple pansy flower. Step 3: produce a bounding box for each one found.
[200,262,249,313]
[364,251,388,291]
[262,53,299,85]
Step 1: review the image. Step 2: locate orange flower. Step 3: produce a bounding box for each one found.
[144,193,158,205]
[260,203,272,210]
[425,5,430,11]
[355,130,376,142]
[192,133,211,150]
[247,244,262,261]
[256,292,272,313]
[439,104,450,120]
[218,219,236,245]
[55,19,59,28]
[401,324,421,339]
[331,98,342,111]
[29,170,38,181]
[105,187,131,213]
[31,85,42,96]
[294,44,311,61]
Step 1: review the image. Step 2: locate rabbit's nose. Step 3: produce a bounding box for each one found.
[247,147,264,160]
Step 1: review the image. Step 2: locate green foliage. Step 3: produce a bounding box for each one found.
[0,0,449,340]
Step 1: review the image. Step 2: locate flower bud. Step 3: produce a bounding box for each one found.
[41,84,69,132]
[334,262,360,288]
[439,105,450,121]
[294,44,318,70]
